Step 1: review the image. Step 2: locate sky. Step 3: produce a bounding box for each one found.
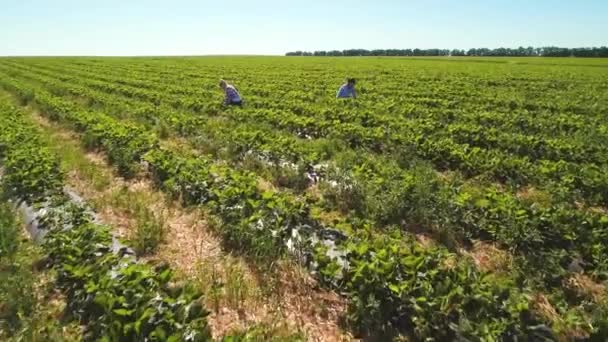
[1,0,606,56]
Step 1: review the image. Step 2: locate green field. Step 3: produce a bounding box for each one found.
[1,56,607,340]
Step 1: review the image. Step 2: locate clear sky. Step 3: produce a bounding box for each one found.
[1,0,606,56]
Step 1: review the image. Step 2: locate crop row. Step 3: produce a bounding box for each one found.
[14,57,608,117]
[12,59,607,148]
[4,59,603,152]
[9,58,608,139]
[3,61,608,207]
[2,69,608,293]
[0,98,212,341]
[1,69,607,339]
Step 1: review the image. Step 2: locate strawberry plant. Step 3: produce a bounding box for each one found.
[2,56,608,340]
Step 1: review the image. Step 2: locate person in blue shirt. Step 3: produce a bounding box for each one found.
[219,79,243,106]
[336,78,357,99]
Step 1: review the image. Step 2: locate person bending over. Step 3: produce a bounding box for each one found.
[219,79,243,106]
[336,78,357,99]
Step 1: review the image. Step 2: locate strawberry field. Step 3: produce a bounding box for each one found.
[1,56,607,340]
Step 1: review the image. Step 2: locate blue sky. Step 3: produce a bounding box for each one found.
[1,0,606,56]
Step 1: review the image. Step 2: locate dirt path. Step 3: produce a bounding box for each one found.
[30,112,352,341]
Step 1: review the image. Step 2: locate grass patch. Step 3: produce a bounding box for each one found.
[33,117,112,192]
[102,186,167,256]
[194,257,259,314]
[222,322,306,341]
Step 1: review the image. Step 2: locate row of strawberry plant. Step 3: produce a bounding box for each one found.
[17,57,607,124]
[140,133,577,340]
[2,69,607,340]
[14,58,606,148]
[7,61,608,207]
[0,197,80,339]
[3,59,592,150]
[0,98,212,341]
[15,58,604,147]
[2,61,603,200]
[322,151,608,284]
[4,68,608,290]
[0,72,157,178]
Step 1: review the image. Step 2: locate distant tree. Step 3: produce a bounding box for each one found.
[515,46,524,56]
[343,49,372,56]
[285,46,608,57]
[541,47,565,57]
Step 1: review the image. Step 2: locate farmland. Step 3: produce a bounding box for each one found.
[1,56,608,340]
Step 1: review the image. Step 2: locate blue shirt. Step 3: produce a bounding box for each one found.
[224,85,241,104]
[337,84,356,98]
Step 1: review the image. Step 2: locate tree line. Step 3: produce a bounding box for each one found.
[285,47,608,57]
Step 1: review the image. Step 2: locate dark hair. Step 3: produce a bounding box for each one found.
[347,78,356,84]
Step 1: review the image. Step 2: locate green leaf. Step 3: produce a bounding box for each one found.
[113,308,133,316]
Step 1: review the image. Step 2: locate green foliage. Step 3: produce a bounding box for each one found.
[2,145,64,202]
[43,220,211,341]
[0,247,42,337]
[222,323,306,341]
[0,101,64,202]
[314,230,551,340]
[0,203,19,258]
[0,97,212,341]
[0,203,35,334]
[131,203,166,256]
[0,197,80,341]
[2,56,608,339]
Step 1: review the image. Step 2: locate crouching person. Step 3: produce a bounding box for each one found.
[219,79,242,106]
[336,78,357,99]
